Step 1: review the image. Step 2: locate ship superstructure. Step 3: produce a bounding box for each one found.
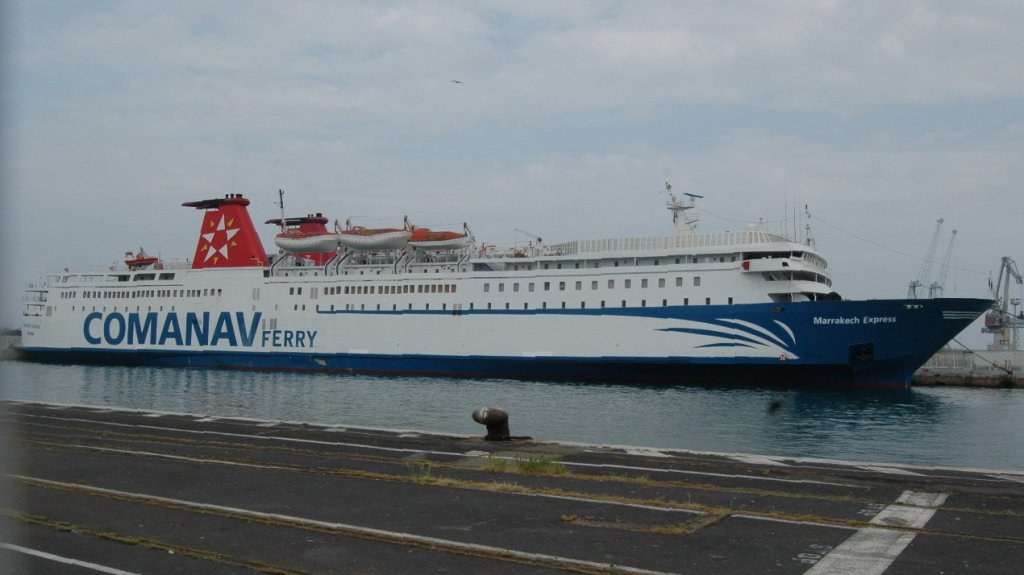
[20,189,991,387]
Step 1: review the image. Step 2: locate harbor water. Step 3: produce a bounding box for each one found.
[2,359,1023,471]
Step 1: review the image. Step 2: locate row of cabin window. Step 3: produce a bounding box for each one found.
[289,284,458,296]
[75,289,222,299]
[524,256,735,271]
[287,277,703,298]
[484,276,701,293]
[324,296,731,312]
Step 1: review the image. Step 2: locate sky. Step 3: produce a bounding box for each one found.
[3,0,1023,347]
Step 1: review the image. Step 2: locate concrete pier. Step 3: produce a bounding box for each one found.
[2,401,1022,574]
[915,348,1022,387]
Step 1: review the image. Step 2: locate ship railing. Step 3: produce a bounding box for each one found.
[535,230,793,258]
[47,260,194,275]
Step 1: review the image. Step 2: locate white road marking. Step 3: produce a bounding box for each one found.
[803,490,944,575]
[12,475,682,575]
[895,491,948,508]
[26,444,703,515]
[1,542,140,575]
[857,465,924,477]
[15,408,857,488]
[625,448,671,458]
[988,473,1024,484]
[731,454,790,467]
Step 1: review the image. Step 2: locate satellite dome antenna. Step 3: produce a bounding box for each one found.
[663,181,702,234]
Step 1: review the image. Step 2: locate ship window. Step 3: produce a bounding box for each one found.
[561,302,566,309]
[641,279,648,288]
[529,283,535,292]
[591,281,598,290]
[614,261,619,267]
[662,299,667,306]
[470,303,474,310]
[505,303,509,309]
[676,277,683,287]
[608,279,614,289]
[601,300,605,308]
[544,282,550,291]
[543,264,549,270]
[624,279,631,289]
[513,283,520,292]
[621,300,626,307]
[641,300,646,307]
[559,282,565,291]
[728,297,734,304]
[498,283,504,292]
[297,287,303,295]
[694,276,701,287]
[484,283,490,292]
[134,273,155,281]
[705,297,711,305]
[658,278,666,288]
[684,298,689,305]
[581,302,586,309]
[575,281,582,290]
[487,303,491,310]
[557,264,562,269]
[158,273,175,280]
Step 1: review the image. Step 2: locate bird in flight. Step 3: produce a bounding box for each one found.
[450,80,463,84]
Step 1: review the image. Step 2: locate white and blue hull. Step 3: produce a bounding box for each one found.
[19,192,992,388]
[20,284,990,387]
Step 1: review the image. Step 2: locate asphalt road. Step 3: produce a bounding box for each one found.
[2,401,1021,574]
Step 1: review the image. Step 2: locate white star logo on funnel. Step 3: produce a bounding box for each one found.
[202,214,240,262]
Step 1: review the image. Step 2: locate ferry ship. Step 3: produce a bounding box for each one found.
[19,187,992,387]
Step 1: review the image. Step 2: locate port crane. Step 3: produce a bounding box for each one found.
[983,256,1023,351]
[907,218,944,299]
[928,229,958,298]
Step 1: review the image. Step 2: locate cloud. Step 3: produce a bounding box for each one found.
[4,0,1024,346]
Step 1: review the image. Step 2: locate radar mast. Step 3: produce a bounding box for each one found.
[663,181,701,234]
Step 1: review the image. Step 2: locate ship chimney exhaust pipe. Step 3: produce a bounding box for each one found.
[472,407,511,441]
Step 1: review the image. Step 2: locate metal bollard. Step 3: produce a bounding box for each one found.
[472,407,511,441]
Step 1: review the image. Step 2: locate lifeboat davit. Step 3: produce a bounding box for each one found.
[125,248,161,270]
[408,228,472,250]
[337,226,411,250]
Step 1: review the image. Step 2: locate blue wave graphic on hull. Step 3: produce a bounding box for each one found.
[659,318,798,357]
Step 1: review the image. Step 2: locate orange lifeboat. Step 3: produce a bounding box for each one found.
[265,213,338,265]
[125,247,161,270]
[336,219,411,250]
[408,227,472,250]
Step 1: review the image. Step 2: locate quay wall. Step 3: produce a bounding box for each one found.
[914,349,1022,388]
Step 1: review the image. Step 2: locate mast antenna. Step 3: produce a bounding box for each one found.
[274,189,286,232]
[663,181,701,234]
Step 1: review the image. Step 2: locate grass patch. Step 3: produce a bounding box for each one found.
[407,462,435,483]
[514,456,568,476]
[482,456,510,473]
